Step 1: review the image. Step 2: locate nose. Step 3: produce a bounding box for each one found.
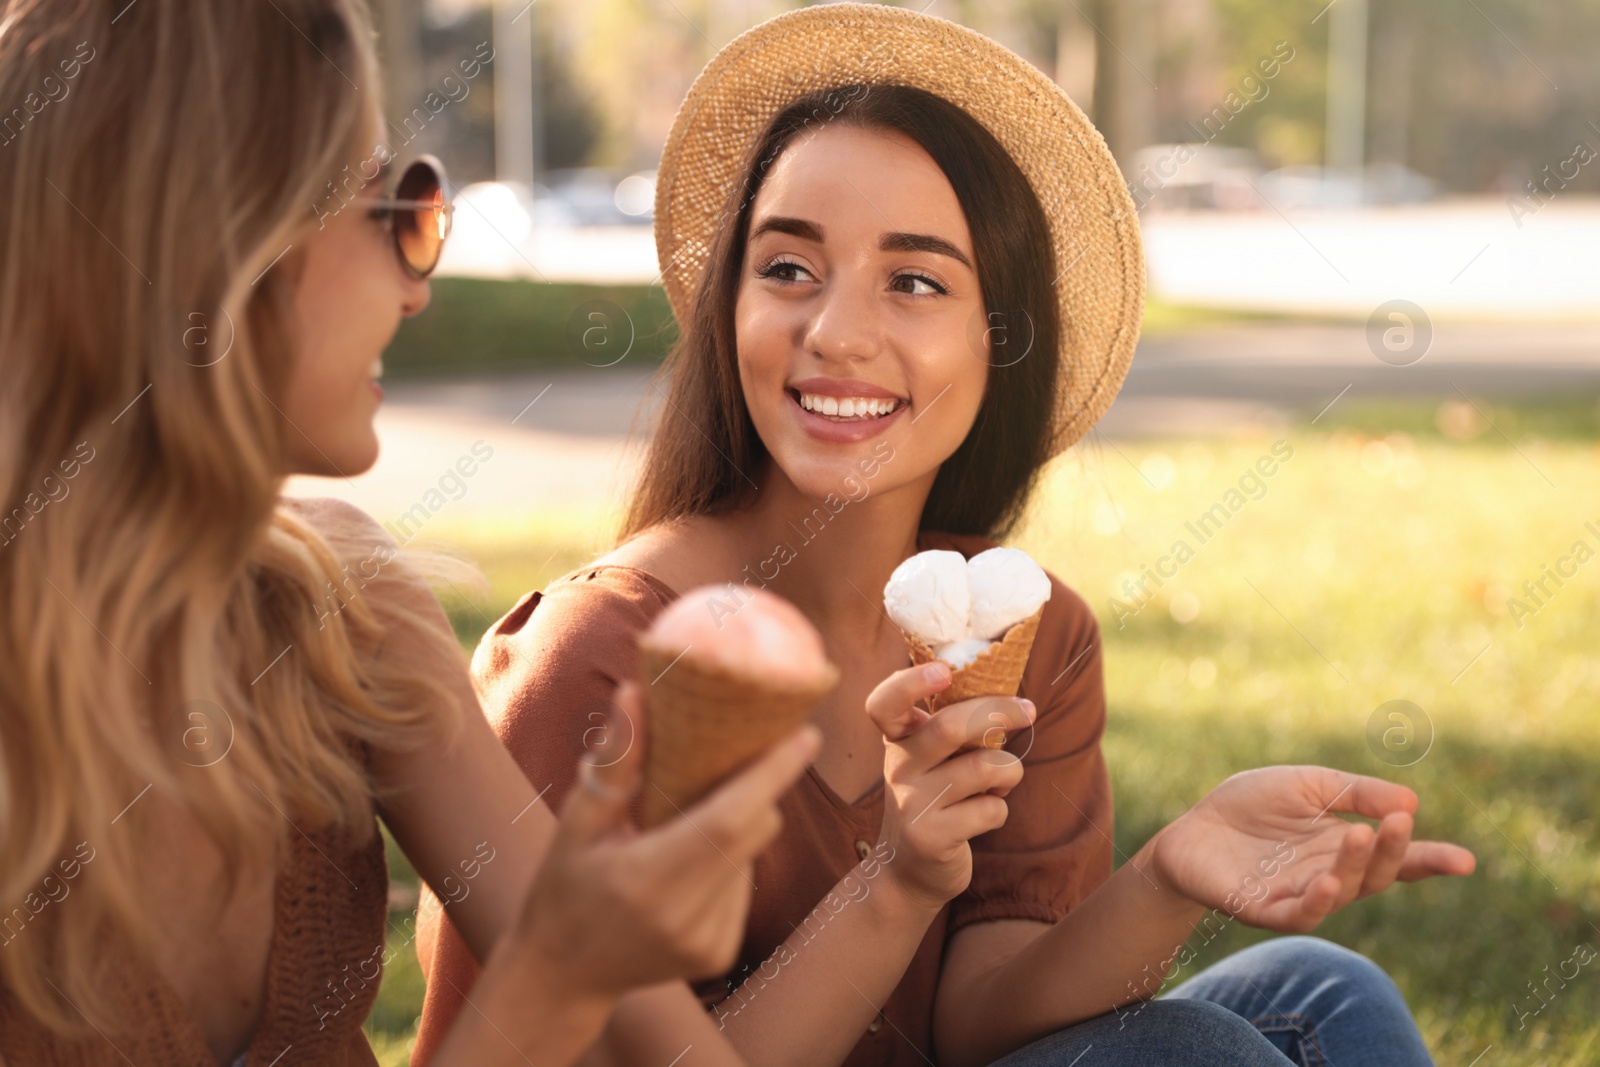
[399,272,431,318]
[802,267,882,365]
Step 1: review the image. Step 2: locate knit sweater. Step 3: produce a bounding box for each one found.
[0,804,390,1066]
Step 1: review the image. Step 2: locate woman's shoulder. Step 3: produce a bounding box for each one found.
[487,559,678,646]
[276,495,452,626]
[278,495,391,555]
[469,555,678,722]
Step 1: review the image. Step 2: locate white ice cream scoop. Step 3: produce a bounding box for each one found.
[934,638,993,669]
[884,549,971,645]
[965,547,1051,640]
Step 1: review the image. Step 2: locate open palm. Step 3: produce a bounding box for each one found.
[1148,766,1476,933]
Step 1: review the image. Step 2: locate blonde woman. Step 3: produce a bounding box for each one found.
[0,2,819,1064]
[416,7,1477,1067]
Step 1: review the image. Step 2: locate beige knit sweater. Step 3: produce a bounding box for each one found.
[0,807,390,1066]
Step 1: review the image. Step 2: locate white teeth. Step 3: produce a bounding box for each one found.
[370,358,384,380]
[797,392,901,419]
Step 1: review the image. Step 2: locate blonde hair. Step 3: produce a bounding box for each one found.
[0,0,460,1037]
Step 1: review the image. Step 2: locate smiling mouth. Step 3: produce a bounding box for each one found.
[790,389,905,420]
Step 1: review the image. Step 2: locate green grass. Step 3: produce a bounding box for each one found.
[365,397,1600,1063]
[384,278,680,378]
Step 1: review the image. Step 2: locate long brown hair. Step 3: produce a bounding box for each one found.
[624,83,1061,541]
[0,0,459,1038]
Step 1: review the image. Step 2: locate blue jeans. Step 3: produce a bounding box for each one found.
[984,937,1433,1066]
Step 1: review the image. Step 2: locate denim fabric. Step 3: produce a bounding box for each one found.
[983,936,1432,1066]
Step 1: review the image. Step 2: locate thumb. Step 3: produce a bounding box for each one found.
[866,662,950,742]
[557,681,645,844]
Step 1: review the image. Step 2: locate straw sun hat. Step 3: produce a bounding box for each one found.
[652,2,1144,455]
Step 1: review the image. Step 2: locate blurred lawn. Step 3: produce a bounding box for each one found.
[366,397,1600,1065]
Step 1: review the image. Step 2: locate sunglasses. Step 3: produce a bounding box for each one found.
[358,155,453,278]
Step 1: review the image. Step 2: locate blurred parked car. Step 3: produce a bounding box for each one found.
[1256,164,1437,210]
[534,168,656,226]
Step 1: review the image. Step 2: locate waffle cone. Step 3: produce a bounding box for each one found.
[637,640,838,829]
[902,605,1044,713]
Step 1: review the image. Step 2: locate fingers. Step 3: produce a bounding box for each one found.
[1248,826,1374,933]
[925,793,1011,841]
[1324,820,1377,911]
[557,682,647,844]
[866,662,951,742]
[921,747,1026,806]
[1308,768,1419,823]
[1356,812,1413,898]
[896,696,1035,776]
[1253,871,1342,933]
[1396,839,1478,881]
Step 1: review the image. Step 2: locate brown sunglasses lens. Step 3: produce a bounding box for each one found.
[393,162,449,276]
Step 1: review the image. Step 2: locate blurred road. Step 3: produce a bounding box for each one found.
[437,199,1600,321]
[286,321,1600,528]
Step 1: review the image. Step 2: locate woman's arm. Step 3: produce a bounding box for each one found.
[422,682,821,1067]
[667,665,1033,1067]
[931,767,1477,1067]
[295,499,815,1065]
[293,494,557,961]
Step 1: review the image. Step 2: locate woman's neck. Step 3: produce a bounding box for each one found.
[714,458,933,642]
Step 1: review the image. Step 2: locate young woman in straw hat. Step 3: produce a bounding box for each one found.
[0,1,825,1064]
[416,5,1475,1066]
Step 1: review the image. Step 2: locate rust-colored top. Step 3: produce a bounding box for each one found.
[413,531,1112,1067]
[0,788,389,1067]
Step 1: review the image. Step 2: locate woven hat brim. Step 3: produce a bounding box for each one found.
[653,2,1144,455]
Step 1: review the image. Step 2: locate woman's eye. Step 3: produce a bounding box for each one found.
[754,257,811,284]
[368,207,393,230]
[892,272,947,297]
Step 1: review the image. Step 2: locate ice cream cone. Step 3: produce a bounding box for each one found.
[901,604,1045,714]
[637,638,839,829]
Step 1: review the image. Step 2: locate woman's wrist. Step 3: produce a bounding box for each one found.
[866,854,947,927]
[1130,825,1208,924]
[494,935,620,1038]
[431,935,619,1067]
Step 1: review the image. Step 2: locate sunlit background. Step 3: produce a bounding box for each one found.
[284,1,1600,1061]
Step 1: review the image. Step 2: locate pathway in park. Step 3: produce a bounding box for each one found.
[287,320,1600,531]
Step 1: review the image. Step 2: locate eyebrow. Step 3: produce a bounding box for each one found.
[749,215,973,271]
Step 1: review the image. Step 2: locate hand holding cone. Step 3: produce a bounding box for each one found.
[638,585,839,828]
[885,547,1050,714]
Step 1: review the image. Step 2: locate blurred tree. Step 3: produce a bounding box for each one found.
[393,0,1600,193]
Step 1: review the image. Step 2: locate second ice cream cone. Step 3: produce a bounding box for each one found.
[637,638,838,829]
[902,604,1044,714]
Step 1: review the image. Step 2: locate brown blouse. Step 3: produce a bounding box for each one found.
[412,530,1112,1067]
